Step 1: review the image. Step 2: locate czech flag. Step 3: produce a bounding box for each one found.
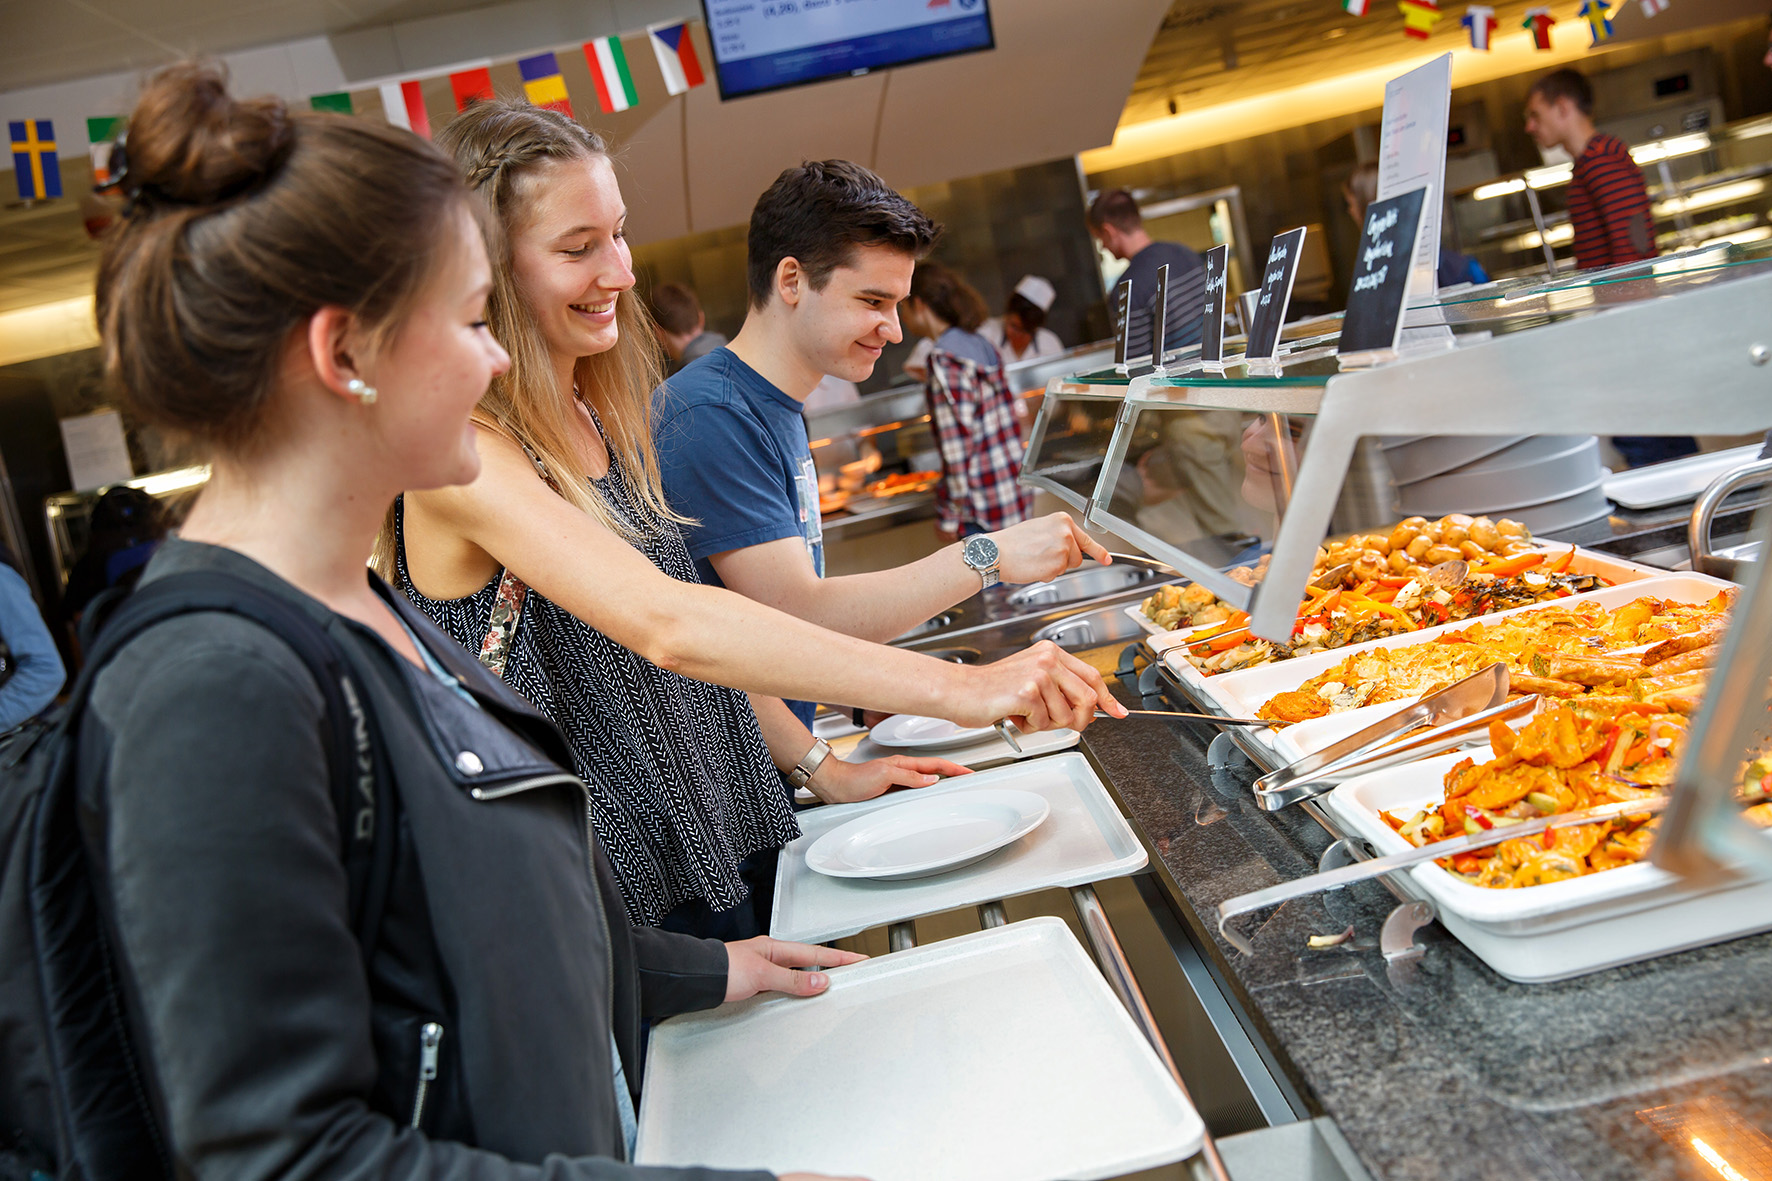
[1461,4,1496,49]
[519,52,573,116]
[647,22,706,96]
[585,35,638,113]
[10,120,61,201]
[450,66,495,112]
[380,80,432,139]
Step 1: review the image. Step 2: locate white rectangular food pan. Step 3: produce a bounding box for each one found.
[636,918,1205,1181]
[771,752,1146,944]
[1195,571,1734,721]
[1323,752,1772,982]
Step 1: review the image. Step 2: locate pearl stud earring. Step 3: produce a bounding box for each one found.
[346,378,378,405]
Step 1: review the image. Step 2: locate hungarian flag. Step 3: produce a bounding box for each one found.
[647,22,706,95]
[86,116,121,185]
[1342,0,1369,14]
[1398,0,1442,38]
[1638,0,1668,14]
[518,51,573,116]
[450,66,495,112]
[585,35,639,113]
[380,80,431,138]
[310,92,352,114]
[1461,4,1496,48]
[1578,0,1614,43]
[1522,6,1556,48]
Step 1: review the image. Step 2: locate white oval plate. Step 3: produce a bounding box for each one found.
[867,713,998,750]
[804,789,1051,881]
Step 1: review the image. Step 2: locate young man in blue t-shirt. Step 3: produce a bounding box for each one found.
[653,160,1114,788]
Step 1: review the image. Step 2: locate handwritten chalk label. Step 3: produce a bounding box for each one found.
[1244,226,1308,362]
[1338,186,1429,358]
[1113,280,1134,370]
[1200,243,1230,364]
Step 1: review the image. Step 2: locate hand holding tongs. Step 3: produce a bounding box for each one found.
[1254,664,1525,812]
[1215,794,1670,955]
[993,708,1273,753]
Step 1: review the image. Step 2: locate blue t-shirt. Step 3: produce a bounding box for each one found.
[653,347,824,728]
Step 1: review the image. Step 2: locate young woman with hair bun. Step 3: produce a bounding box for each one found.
[390,99,1122,939]
[80,60,862,1181]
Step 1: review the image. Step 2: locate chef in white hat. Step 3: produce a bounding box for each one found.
[980,274,1065,365]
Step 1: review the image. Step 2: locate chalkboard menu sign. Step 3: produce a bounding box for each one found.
[1200,244,1230,366]
[1244,227,1307,363]
[1338,186,1430,360]
[1149,263,1170,369]
[1112,280,1133,371]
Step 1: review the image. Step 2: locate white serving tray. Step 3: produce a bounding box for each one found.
[1193,571,1733,722]
[1323,752,1772,982]
[772,752,1146,944]
[1602,444,1765,510]
[636,918,1205,1181]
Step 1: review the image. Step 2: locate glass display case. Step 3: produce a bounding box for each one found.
[1449,114,1772,281]
[1022,237,1772,642]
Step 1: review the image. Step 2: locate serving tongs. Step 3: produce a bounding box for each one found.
[1215,795,1671,955]
[1253,663,1524,812]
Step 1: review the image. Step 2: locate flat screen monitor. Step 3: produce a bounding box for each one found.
[701,0,995,100]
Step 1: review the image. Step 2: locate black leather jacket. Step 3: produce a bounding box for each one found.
[82,540,773,1181]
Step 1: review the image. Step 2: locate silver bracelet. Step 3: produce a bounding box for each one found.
[787,737,833,789]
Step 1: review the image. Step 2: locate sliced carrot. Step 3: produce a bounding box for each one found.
[1547,546,1576,574]
[1471,552,1546,578]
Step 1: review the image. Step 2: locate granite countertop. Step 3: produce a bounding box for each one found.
[1080,715,1772,1181]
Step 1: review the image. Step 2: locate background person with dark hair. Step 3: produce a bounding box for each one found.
[1086,188,1206,359]
[648,281,727,371]
[1525,67,1696,468]
[61,484,169,620]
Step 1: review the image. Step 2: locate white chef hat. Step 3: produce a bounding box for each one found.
[1012,274,1057,312]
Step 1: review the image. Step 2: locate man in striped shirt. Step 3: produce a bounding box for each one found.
[1525,68,1693,467]
[1525,68,1657,271]
[1086,189,1207,361]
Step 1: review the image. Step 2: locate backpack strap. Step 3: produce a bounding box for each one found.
[80,571,396,952]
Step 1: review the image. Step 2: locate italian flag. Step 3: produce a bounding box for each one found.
[380,80,431,138]
[87,116,121,185]
[585,35,638,113]
[1342,0,1369,14]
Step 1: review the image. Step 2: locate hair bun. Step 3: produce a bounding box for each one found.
[126,61,295,205]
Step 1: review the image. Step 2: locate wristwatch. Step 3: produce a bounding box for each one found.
[787,737,833,789]
[962,534,1001,589]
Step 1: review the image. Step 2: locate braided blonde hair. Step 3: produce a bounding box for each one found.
[438,99,680,539]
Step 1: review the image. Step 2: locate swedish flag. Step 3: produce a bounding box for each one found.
[11,120,62,201]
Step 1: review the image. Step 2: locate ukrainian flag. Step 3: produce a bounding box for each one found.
[518,52,573,118]
[11,120,62,201]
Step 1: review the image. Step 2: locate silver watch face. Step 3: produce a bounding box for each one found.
[963,535,1000,570]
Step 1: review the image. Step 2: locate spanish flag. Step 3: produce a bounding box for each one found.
[11,120,62,201]
[518,52,573,116]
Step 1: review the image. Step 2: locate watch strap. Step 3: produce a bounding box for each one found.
[788,737,833,789]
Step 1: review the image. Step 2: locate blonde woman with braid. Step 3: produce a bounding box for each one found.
[385,99,1123,938]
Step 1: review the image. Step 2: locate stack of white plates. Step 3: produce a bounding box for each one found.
[1390,435,1611,534]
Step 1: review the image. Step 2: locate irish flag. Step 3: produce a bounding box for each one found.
[647,22,705,96]
[380,80,431,138]
[585,35,638,113]
[87,116,122,185]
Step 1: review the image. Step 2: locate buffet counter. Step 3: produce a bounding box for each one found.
[1077,705,1772,1181]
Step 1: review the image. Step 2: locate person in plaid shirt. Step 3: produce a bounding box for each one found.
[902,262,1037,538]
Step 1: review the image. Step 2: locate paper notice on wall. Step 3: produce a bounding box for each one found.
[59,410,134,492]
[1377,53,1452,303]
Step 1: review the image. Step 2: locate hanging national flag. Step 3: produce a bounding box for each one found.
[1342,0,1371,14]
[1398,0,1442,39]
[380,80,432,138]
[310,92,353,114]
[647,21,706,95]
[518,51,573,116]
[10,120,62,201]
[1638,0,1668,14]
[1461,5,1496,48]
[1578,0,1614,42]
[1522,6,1556,48]
[584,35,639,113]
[86,116,122,185]
[450,66,495,112]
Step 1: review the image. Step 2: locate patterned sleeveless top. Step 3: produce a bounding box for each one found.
[391,447,798,926]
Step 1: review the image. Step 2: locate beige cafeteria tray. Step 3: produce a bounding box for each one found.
[771,752,1146,944]
[635,918,1204,1181]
